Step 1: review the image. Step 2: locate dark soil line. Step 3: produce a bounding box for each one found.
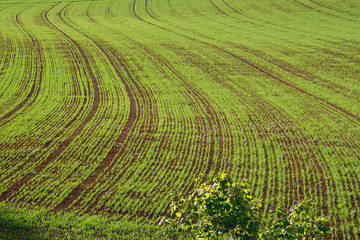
[133,0,360,124]
[105,114,206,218]
[308,0,360,18]
[86,39,224,214]
[144,0,157,19]
[0,11,43,125]
[39,28,97,148]
[0,3,100,202]
[207,0,230,17]
[86,8,95,23]
[292,0,354,21]
[24,48,119,198]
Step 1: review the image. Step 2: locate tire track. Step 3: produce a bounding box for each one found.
[308,0,360,18]
[1,34,88,180]
[83,47,159,214]
[15,43,125,207]
[207,0,230,17]
[52,5,157,212]
[0,2,105,185]
[292,0,355,21]
[228,43,360,103]
[0,3,100,202]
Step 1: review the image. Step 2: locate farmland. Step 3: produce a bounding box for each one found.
[0,0,359,238]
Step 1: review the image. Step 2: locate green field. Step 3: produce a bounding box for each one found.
[0,0,359,238]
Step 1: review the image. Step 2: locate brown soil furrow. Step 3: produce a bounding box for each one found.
[144,0,157,20]
[41,41,87,146]
[259,103,334,210]
[249,89,331,208]
[120,51,215,184]
[0,12,43,125]
[145,117,216,216]
[219,0,278,29]
[120,114,207,218]
[106,0,114,16]
[19,5,125,207]
[83,49,158,214]
[55,7,161,215]
[220,0,321,35]
[18,44,121,205]
[0,3,100,202]
[120,123,175,216]
[86,8,95,23]
[2,6,87,167]
[5,37,87,175]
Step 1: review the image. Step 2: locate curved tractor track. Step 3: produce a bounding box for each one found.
[0,0,359,238]
[0,3,101,201]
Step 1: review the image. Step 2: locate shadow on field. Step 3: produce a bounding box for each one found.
[0,213,44,240]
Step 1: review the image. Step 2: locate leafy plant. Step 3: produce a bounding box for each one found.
[160,173,330,240]
[260,200,330,240]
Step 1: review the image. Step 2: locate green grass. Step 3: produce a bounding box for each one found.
[0,203,168,239]
[0,0,359,238]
